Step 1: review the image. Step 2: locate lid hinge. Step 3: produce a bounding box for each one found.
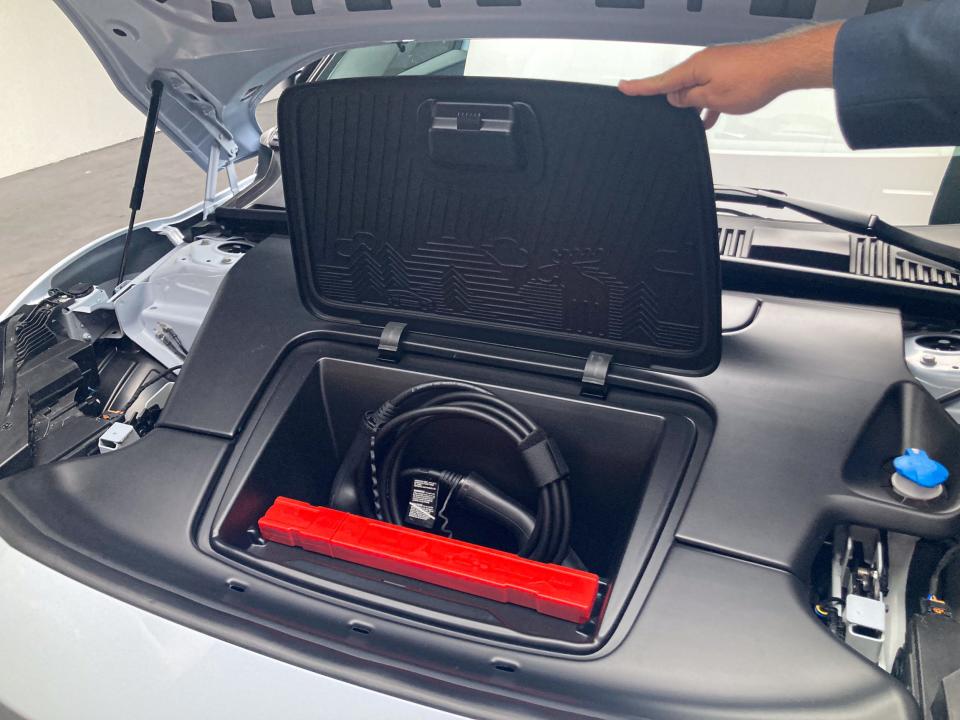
[378,322,408,362]
[580,352,613,399]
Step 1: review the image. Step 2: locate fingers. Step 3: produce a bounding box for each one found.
[618,52,722,129]
[669,87,722,129]
[701,108,721,130]
[667,85,710,109]
[618,60,697,97]
[618,77,665,97]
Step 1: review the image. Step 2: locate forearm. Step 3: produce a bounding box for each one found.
[834,0,960,149]
[759,22,840,95]
[619,4,958,149]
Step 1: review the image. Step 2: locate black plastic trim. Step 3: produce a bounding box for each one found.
[0,236,939,719]
[199,342,710,653]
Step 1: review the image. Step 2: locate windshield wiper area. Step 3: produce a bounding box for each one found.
[715,185,960,270]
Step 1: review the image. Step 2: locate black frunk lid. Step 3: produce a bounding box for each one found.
[279,77,721,375]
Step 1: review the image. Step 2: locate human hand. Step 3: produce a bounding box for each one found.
[619,23,841,129]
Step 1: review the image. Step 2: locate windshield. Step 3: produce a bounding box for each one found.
[304,38,955,226]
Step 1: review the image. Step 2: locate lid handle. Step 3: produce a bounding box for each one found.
[428,101,521,169]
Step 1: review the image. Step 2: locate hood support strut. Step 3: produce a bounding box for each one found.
[118,79,165,288]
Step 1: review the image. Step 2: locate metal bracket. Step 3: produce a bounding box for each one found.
[202,146,240,218]
[378,322,408,362]
[155,70,239,161]
[580,352,613,399]
[154,70,240,219]
[203,144,221,219]
[64,287,113,315]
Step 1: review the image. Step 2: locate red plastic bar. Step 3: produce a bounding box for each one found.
[258,497,600,624]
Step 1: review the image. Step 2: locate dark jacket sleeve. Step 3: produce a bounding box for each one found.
[834,0,960,150]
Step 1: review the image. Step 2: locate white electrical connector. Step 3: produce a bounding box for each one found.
[843,594,886,664]
[98,423,139,454]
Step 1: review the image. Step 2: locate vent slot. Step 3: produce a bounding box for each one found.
[596,0,644,7]
[749,0,816,18]
[345,0,392,9]
[717,226,752,258]
[248,0,275,18]
[211,1,237,21]
[849,235,892,279]
[850,236,960,288]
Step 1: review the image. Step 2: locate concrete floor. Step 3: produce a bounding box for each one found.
[0,101,276,308]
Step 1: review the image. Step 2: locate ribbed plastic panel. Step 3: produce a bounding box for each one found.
[850,235,960,288]
[718,225,752,258]
[280,77,720,374]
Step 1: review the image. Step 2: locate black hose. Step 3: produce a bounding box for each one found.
[929,541,960,598]
[118,365,181,415]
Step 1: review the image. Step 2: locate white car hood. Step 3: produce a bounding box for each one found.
[56,0,881,172]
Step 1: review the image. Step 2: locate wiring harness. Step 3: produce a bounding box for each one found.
[931,543,960,597]
[332,381,574,566]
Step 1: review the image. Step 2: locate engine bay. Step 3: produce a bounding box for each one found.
[3,225,960,718]
[2,77,960,719]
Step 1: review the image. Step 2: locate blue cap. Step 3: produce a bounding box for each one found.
[893,449,949,488]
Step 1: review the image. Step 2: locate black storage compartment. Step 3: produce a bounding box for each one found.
[208,340,710,651]
[203,76,719,652]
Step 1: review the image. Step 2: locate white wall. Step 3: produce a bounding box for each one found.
[0,0,146,179]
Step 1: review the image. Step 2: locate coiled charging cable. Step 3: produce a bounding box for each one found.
[354,381,573,565]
